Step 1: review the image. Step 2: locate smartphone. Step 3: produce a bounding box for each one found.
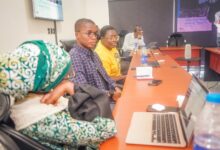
[148,79,162,86]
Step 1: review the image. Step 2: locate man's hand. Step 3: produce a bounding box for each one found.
[111,75,126,82]
[112,87,122,101]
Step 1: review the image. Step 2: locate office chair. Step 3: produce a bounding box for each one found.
[60,39,76,52]
[0,93,50,150]
[117,30,129,56]
[0,130,19,150]
[167,33,186,47]
[176,36,186,47]
[117,30,131,75]
[167,36,177,46]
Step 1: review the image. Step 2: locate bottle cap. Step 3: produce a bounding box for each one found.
[206,93,220,104]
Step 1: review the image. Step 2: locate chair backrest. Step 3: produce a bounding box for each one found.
[60,39,76,52]
[0,125,50,150]
[168,33,185,47]
[0,94,19,149]
[0,93,50,150]
[118,30,128,48]
[117,30,129,56]
[0,94,10,123]
[170,33,183,38]
[176,36,185,46]
[0,130,20,150]
[168,36,177,46]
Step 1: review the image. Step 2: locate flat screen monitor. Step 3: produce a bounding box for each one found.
[32,0,63,21]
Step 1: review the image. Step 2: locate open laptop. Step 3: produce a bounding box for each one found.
[126,75,208,147]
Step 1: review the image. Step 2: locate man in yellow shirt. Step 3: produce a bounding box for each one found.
[95,25,126,81]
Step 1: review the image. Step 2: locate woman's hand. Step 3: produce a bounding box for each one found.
[41,80,74,105]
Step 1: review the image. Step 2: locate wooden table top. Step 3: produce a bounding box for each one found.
[159,46,201,51]
[204,47,220,55]
[100,50,192,150]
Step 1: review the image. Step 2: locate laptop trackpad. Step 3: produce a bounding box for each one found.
[126,112,152,144]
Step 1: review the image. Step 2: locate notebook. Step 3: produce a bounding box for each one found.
[136,66,153,79]
[126,75,208,147]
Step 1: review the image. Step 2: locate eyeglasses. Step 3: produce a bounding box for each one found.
[105,35,120,41]
[79,31,99,38]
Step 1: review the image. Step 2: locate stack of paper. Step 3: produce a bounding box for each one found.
[136,66,153,79]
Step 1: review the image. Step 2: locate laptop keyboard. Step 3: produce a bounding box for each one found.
[151,114,180,144]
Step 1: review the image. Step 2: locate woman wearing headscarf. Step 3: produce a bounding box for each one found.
[0,40,116,150]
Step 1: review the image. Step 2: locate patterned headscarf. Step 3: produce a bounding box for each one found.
[0,40,71,99]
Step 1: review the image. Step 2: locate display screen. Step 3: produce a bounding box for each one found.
[32,0,63,21]
[180,75,208,142]
[177,0,220,32]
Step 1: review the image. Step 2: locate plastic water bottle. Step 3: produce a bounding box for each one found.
[141,46,148,66]
[193,93,220,150]
[184,44,192,59]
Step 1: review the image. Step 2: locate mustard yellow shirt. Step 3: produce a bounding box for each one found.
[95,41,121,77]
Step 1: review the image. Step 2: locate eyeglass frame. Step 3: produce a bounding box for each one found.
[78,31,99,38]
[103,35,120,41]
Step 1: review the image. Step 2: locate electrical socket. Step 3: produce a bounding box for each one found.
[47,28,55,34]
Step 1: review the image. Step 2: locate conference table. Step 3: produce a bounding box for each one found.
[202,47,220,81]
[159,46,201,66]
[204,47,220,74]
[100,50,193,150]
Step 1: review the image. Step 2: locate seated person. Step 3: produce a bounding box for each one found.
[95,25,126,82]
[122,25,146,55]
[214,10,220,47]
[0,40,116,150]
[69,18,121,101]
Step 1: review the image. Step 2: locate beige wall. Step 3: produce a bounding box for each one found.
[0,0,109,53]
[85,0,109,29]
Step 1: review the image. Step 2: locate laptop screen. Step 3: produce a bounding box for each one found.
[179,75,208,143]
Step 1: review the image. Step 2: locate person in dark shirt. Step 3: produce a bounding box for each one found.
[205,0,220,22]
[69,18,121,101]
[205,0,220,46]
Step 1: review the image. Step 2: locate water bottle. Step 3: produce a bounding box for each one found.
[141,46,148,66]
[184,44,192,59]
[193,93,220,150]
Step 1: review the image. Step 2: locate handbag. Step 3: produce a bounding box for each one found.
[68,84,113,121]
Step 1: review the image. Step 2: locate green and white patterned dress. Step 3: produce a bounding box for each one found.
[0,40,71,98]
[0,41,117,150]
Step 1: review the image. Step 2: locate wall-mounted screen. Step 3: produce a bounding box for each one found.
[177,0,220,32]
[176,0,220,47]
[32,0,63,21]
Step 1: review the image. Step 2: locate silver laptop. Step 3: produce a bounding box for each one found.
[126,75,208,147]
